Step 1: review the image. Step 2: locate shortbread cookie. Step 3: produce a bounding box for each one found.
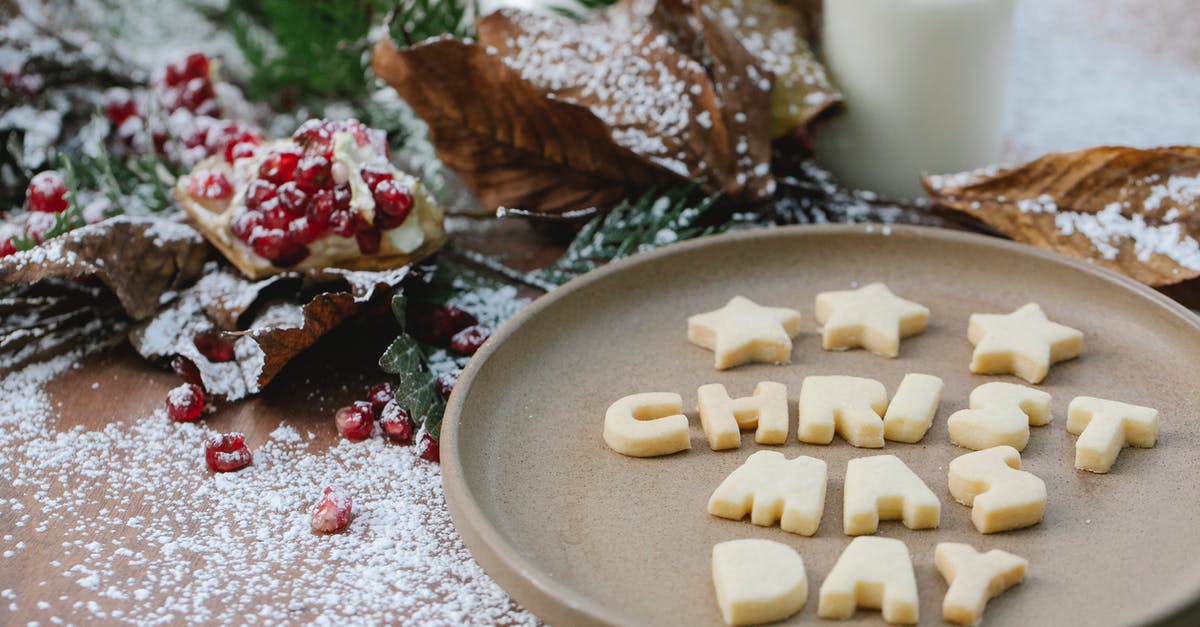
[603,392,689,457]
[712,539,808,626]
[708,451,827,536]
[815,283,930,357]
[687,296,802,370]
[797,376,888,447]
[882,373,944,443]
[844,455,940,535]
[948,446,1046,533]
[967,303,1082,384]
[1067,396,1159,473]
[935,543,1028,626]
[947,382,1051,451]
[697,382,789,449]
[819,536,919,624]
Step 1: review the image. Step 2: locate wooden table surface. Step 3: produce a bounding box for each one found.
[4,1,1200,625]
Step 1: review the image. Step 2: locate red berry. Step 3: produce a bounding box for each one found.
[329,209,359,238]
[25,171,69,213]
[0,238,17,258]
[287,216,322,245]
[309,485,352,533]
[171,355,204,388]
[379,401,415,444]
[23,212,57,243]
[418,433,440,463]
[186,171,233,200]
[231,210,263,243]
[164,63,184,87]
[249,227,288,259]
[365,382,395,416]
[180,77,215,113]
[335,401,375,440]
[332,183,352,211]
[359,165,393,190]
[205,432,252,472]
[435,371,459,402]
[258,149,301,185]
[193,330,236,363]
[293,119,333,153]
[408,304,478,346]
[372,179,413,228]
[183,53,210,80]
[276,181,308,215]
[295,155,332,192]
[166,383,205,422]
[102,88,139,127]
[450,325,491,356]
[355,225,381,255]
[225,138,260,163]
[261,200,291,230]
[245,180,277,211]
[307,190,334,228]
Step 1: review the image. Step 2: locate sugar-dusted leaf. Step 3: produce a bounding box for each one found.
[0,216,210,320]
[372,36,675,215]
[701,0,842,138]
[924,146,1200,287]
[380,294,446,439]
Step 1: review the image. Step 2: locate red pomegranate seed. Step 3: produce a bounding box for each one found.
[293,119,333,153]
[309,485,353,533]
[418,433,441,463]
[355,225,381,255]
[258,149,301,185]
[102,88,139,126]
[295,155,332,192]
[186,171,233,200]
[359,165,393,190]
[379,401,415,444]
[205,432,252,472]
[0,238,17,258]
[230,210,263,243]
[435,371,459,402]
[166,383,205,422]
[183,53,210,80]
[171,355,204,388]
[307,190,334,228]
[250,228,289,259]
[164,63,184,87]
[329,209,358,238]
[408,303,479,346]
[287,216,322,245]
[332,183,352,211]
[269,242,309,268]
[226,138,260,163]
[335,401,375,441]
[180,77,214,112]
[450,325,491,356]
[276,181,308,215]
[25,171,69,213]
[261,200,292,230]
[193,330,236,363]
[373,179,413,217]
[245,180,277,211]
[365,382,395,416]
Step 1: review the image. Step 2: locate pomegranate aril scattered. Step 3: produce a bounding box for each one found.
[287,216,322,245]
[295,155,332,192]
[451,325,491,356]
[307,190,335,227]
[0,238,17,258]
[204,432,253,472]
[25,171,69,213]
[366,382,395,416]
[225,138,260,163]
[355,224,382,255]
[171,355,204,388]
[335,401,375,441]
[250,228,289,259]
[186,171,233,200]
[293,119,333,153]
[231,210,262,242]
[181,77,215,111]
[408,303,478,347]
[418,433,441,463]
[309,485,353,533]
[102,88,139,126]
[379,401,415,444]
[333,183,352,211]
[165,383,205,422]
[359,165,393,190]
[373,179,413,219]
[258,149,301,185]
[245,180,277,211]
[183,53,210,80]
[193,330,236,363]
[276,181,308,214]
[435,371,460,402]
[329,209,358,238]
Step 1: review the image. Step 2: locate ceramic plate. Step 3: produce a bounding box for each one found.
[442,225,1200,626]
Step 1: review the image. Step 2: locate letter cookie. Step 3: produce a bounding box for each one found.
[1067,396,1159,473]
[688,296,802,370]
[935,542,1028,626]
[967,302,1082,384]
[947,382,1051,451]
[712,539,807,626]
[603,392,689,457]
[843,455,940,535]
[697,382,789,449]
[814,283,930,357]
[708,451,828,536]
[882,373,944,443]
[948,446,1046,533]
[818,536,919,624]
[797,376,888,447]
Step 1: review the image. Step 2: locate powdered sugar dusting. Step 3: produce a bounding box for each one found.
[0,353,535,625]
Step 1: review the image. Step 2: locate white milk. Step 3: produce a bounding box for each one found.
[814,0,1016,199]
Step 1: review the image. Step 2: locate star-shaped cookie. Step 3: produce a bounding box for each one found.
[687,296,802,370]
[814,283,930,357]
[968,303,1083,384]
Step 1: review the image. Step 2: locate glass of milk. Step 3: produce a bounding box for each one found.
[814,0,1016,199]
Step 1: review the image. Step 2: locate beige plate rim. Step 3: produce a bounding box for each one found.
[440,224,1200,626]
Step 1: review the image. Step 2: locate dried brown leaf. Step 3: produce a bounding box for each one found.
[924,146,1200,288]
[0,216,209,320]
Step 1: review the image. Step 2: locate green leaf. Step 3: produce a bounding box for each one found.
[379,293,446,439]
[388,0,478,45]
